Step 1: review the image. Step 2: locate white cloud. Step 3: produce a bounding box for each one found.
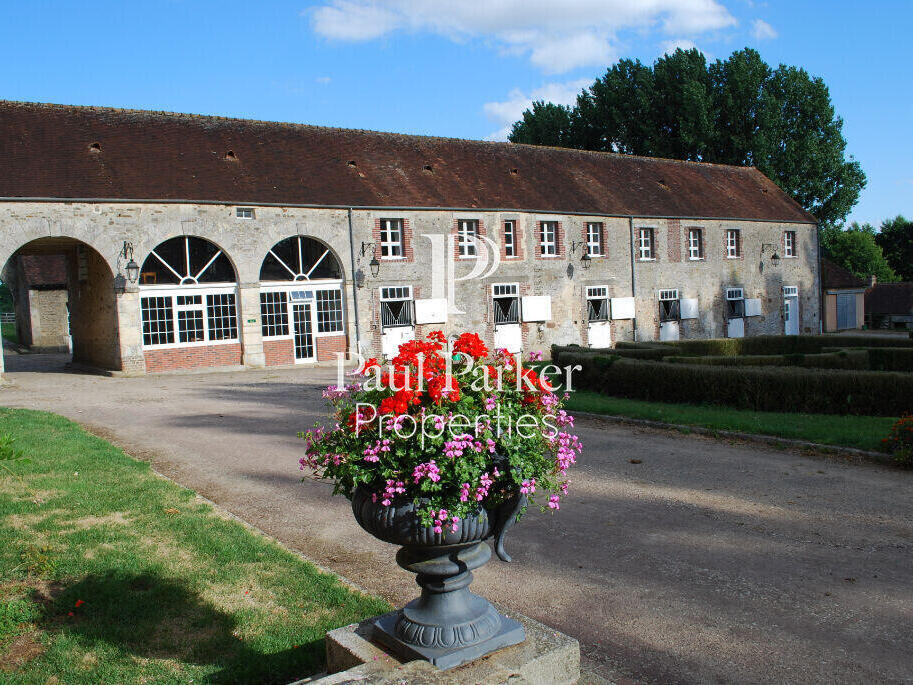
[750,18,778,41]
[483,79,591,141]
[660,38,699,55]
[309,0,737,73]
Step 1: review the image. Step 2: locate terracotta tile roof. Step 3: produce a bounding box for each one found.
[822,258,867,289]
[865,282,913,316]
[0,100,815,222]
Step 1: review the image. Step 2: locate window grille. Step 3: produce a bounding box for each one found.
[783,286,798,297]
[458,220,478,257]
[236,207,255,219]
[492,283,520,324]
[586,222,603,256]
[638,228,654,260]
[503,220,517,257]
[260,291,289,337]
[688,228,704,259]
[380,287,413,328]
[207,293,238,341]
[540,222,558,256]
[316,289,343,333]
[726,229,741,258]
[658,289,679,301]
[260,236,341,282]
[141,236,235,286]
[784,231,796,257]
[380,219,404,258]
[586,286,609,321]
[141,296,174,346]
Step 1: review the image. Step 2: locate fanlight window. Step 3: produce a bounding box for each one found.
[260,236,341,282]
[140,236,236,286]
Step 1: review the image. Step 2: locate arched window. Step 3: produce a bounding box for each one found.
[140,236,236,286]
[258,237,344,362]
[260,236,341,282]
[138,237,238,348]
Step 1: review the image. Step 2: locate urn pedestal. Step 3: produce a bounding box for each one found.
[351,487,526,670]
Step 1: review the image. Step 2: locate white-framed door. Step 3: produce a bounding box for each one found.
[660,321,680,341]
[379,286,415,358]
[493,283,522,353]
[291,301,315,361]
[727,317,745,338]
[586,286,612,348]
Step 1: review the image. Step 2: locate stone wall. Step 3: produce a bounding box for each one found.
[24,288,70,350]
[0,201,821,373]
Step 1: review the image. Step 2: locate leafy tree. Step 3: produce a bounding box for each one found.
[0,282,13,312]
[875,215,913,281]
[508,48,866,224]
[820,223,896,282]
[507,101,571,147]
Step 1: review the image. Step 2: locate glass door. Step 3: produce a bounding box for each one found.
[292,302,315,361]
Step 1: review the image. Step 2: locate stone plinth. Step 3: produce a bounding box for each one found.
[293,609,580,685]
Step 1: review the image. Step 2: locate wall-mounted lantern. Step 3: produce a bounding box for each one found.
[759,243,781,273]
[121,241,139,283]
[369,256,381,278]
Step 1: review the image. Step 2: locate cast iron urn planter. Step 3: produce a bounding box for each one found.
[351,485,527,670]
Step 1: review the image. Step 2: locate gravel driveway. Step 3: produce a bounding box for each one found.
[2,353,911,684]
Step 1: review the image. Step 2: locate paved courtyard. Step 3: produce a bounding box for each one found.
[1,353,911,684]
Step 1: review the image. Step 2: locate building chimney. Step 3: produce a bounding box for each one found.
[869,274,877,288]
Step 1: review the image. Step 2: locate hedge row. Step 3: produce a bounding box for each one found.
[867,347,913,372]
[552,349,913,416]
[618,334,913,357]
[664,350,870,370]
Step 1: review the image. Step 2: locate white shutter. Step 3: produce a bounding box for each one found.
[744,298,762,317]
[611,297,636,320]
[414,298,448,324]
[680,298,699,320]
[520,295,551,322]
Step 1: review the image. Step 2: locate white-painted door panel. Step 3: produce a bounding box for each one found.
[659,321,680,341]
[588,321,612,348]
[381,326,414,358]
[494,324,522,354]
[727,317,745,338]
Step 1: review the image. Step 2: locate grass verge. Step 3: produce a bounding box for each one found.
[0,408,389,684]
[564,391,894,453]
[1,322,17,345]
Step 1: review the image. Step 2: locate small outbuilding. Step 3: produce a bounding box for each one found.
[822,259,866,332]
[866,280,913,330]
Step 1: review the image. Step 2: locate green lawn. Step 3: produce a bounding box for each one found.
[564,391,894,453]
[1,322,17,344]
[0,408,388,684]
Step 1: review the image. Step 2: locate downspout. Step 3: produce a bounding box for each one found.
[628,217,637,341]
[814,221,824,334]
[346,208,362,355]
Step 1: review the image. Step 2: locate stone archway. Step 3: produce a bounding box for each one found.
[1,237,120,373]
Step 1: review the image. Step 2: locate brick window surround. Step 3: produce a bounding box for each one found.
[373,218,413,262]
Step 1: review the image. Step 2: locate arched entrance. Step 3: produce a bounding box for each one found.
[138,236,241,372]
[258,236,345,365]
[0,237,119,372]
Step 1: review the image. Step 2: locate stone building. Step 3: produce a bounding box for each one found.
[7,253,71,351]
[0,101,820,375]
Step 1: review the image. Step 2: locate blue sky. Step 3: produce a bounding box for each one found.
[1,1,910,226]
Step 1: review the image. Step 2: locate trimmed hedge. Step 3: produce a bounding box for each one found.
[663,350,870,370]
[867,348,913,373]
[614,335,913,357]
[553,349,913,416]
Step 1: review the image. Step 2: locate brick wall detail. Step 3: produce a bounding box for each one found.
[144,343,242,373]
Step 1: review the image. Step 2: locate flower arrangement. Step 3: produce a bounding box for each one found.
[300,331,580,529]
[883,413,913,466]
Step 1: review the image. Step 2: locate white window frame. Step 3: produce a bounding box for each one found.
[139,283,239,349]
[586,222,603,257]
[379,286,414,329]
[586,285,610,322]
[236,207,255,219]
[658,289,680,322]
[503,220,517,258]
[492,283,520,325]
[726,229,741,259]
[783,285,799,297]
[688,228,704,260]
[784,231,796,258]
[637,227,655,261]
[725,286,745,319]
[539,222,558,257]
[259,281,345,339]
[379,219,405,259]
[457,220,478,258]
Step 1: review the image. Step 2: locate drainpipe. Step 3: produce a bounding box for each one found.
[628,217,637,341]
[814,221,823,334]
[346,208,362,355]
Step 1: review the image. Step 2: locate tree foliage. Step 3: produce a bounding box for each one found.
[875,215,913,281]
[508,48,866,224]
[820,223,896,283]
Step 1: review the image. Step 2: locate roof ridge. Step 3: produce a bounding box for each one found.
[0,99,757,172]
